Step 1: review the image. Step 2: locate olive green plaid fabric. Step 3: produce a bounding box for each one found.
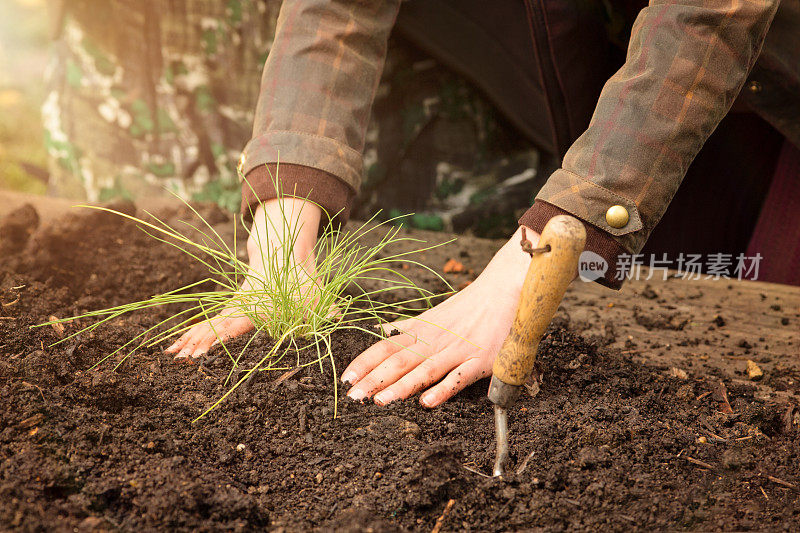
[244,0,779,253]
[239,0,402,192]
[535,0,780,253]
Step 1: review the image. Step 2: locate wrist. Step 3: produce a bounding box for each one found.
[482,226,538,295]
[247,199,321,262]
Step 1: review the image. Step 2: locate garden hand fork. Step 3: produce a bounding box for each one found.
[487,215,586,477]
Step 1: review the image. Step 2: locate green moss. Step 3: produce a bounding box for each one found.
[439,79,469,121]
[195,86,216,114]
[146,161,177,177]
[202,29,218,55]
[386,209,444,232]
[44,130,82,171]
[65,59,83,88]
[401,103,425,146]
[364,162,386,186]
[435,178,464,200]
[211,143,226,159]
[164,63,175,85]
[81,37,116,76]
[191,178,241,213]
[410,213,444,231]
[469,188,491,205]
[156,108,177,133]
[474,213,519,239]
[130,99,155,137]
[226,0,243,24]
[98,179,134,202]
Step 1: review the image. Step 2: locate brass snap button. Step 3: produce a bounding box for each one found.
[605,205,629,228]
[747,80,762,94]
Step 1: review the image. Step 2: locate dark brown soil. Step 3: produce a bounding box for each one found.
[1,203,798,532]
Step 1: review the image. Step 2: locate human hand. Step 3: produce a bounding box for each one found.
[165,199,321,359]
[341,226,539,407]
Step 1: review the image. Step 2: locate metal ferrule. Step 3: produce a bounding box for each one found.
[487,375,521,408]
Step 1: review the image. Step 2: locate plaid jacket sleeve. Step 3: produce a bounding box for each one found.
[520,0,779,289]
[240,0,400,223]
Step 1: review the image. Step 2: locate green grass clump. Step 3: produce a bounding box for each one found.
[36,172,452,420]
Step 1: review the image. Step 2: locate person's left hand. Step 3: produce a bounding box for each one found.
[165,199,322,360]
[341,226,537,408]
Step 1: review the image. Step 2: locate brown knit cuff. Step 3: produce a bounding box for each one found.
[241,163,356,230]
[519,200,628,290]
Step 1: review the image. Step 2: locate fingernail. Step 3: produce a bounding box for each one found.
[165,342,178,353]
[347,387,366,401]
[374,391,394,406]
[420,393,435,408]
[341,370,357,385]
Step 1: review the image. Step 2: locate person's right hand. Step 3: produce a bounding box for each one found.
[165,198,322,360]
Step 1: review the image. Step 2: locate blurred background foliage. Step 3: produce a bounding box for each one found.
[0,0,48,194]
[0,1,540,237]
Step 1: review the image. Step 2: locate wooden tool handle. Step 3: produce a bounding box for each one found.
[492,215,586,386]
